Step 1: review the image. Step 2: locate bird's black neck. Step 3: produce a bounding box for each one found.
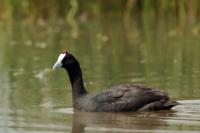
[64,62,87,99]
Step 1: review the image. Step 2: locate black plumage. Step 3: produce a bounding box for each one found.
[53,52,179,112]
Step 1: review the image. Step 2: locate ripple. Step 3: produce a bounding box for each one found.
[178,99,200,104]
[86,127,200,133]
[1,100,200,133]
[52,108,74,114]
[34,68,51,80]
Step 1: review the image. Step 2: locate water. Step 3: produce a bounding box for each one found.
[0,14,200,133]
[0,101,200,133]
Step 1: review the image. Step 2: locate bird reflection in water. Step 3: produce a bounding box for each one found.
[71,110,176,133]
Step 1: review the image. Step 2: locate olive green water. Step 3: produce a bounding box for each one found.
[0,15,200,133]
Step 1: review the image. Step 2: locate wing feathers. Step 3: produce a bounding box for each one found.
[93,85,171,111]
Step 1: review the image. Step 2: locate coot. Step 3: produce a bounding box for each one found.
[53,51,179,112]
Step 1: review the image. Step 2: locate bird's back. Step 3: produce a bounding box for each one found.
[76,84,179,112]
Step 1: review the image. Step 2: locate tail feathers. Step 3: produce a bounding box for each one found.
[163,101,181,110]
[138,100,180,111]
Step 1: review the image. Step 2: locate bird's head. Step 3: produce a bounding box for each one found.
[52,50,78,70]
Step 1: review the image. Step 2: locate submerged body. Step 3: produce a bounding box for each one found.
[53,51,179,112]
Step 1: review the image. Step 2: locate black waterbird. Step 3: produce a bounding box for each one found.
[52,50,180,112]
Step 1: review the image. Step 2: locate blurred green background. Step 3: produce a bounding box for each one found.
[0,0,200,110]
[0,0,200,133]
